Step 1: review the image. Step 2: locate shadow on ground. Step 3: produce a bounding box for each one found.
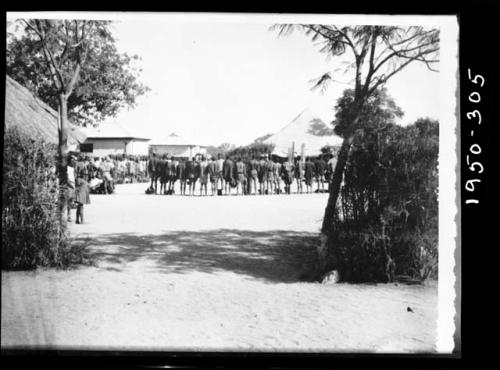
[81,229,320,283]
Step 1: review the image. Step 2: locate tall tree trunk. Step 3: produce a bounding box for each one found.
[317,135,354,276]
[318,108,363,278]
[57,93,69,232]
[320,135,354,235]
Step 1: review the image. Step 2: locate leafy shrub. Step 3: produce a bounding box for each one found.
[329,118,439,283]
[227,142,275,160]
[2,126,90,269]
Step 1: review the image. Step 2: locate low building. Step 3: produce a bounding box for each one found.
[149,133,207,159]
[4,75,86,150]
[81,122,151,157]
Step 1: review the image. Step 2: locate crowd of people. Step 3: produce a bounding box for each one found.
[63,151,337,223]
[146,152,338,196]
[71,154,150,195]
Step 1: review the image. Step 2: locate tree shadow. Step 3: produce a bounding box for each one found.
[83,229,320,283]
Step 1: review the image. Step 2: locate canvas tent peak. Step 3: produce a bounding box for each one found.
[263,108,343,157]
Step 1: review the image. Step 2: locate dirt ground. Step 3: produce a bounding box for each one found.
[1,182,438,352]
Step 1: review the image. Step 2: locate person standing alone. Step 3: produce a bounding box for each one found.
[74,170,90,224]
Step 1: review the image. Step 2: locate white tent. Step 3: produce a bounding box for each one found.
[264,109,343,157]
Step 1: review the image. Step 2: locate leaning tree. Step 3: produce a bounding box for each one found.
[272,25,439,278]
[7,19,149,231]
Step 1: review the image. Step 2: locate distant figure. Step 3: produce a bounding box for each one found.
[75,170,91,224]
[168,156,178,194]
[244,157,252,195]
[249,155,259,195]
[67,155,76,222]
[282,158,294,195]
[215,154,225,194]
[207,156,217,196]
[223,155,234,195]
[148,153,160,194]
[258,154,267,195]
[199,156,209,196]
[272,157,282,194]
[304,157,315,194]
[159,155,168,195]
[265,156,274,195]
[75,153,87,180]
[315,155,327,192]
[295,156,304,194]
[327,153,338,190]
[193,156,201,195]
[100,156,114,194]
[235,157,246,195]
[186,157,196,196]
[177,159,187,195]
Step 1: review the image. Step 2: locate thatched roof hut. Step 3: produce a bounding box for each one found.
[4,75,86,149]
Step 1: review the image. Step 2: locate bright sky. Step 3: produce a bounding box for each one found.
[104,19,440,146]
[7,13,441,147]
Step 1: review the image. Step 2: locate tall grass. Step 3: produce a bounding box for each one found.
[2,126,89,269]
[328,118,439,283]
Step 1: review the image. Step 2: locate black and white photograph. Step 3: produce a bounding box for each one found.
[2,12,459,354]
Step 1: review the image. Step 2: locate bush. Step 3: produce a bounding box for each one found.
[2,126,90,269]
[227,143,275,160]
[329,118,439,283]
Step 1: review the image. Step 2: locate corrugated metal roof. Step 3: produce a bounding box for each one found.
[4,75,87,146]
[263,109,343,157]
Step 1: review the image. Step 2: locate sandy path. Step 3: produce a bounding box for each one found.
[1,183,438,352]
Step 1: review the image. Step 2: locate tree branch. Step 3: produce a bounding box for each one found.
[58,20,71,69]
[332,26,359,59]
[24,19,65,91]
[65,63,81,97]
[368,57,416,95]
[373,38,438,75]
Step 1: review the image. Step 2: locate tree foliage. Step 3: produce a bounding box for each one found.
[326,115,439,282]
[252,133,273,144]
[7,19,149,126]
[272,24,440,278]
[333,87,404,137]
[2,127,90,269]
[206,142,237,157]
[273,25,439,106]
[227,142,275,160]
[307,119,334,136]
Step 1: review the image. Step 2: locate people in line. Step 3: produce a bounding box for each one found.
[71,153,150,195]
[71,151,337,197]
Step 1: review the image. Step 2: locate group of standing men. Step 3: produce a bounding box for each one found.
[147,152,337,196]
